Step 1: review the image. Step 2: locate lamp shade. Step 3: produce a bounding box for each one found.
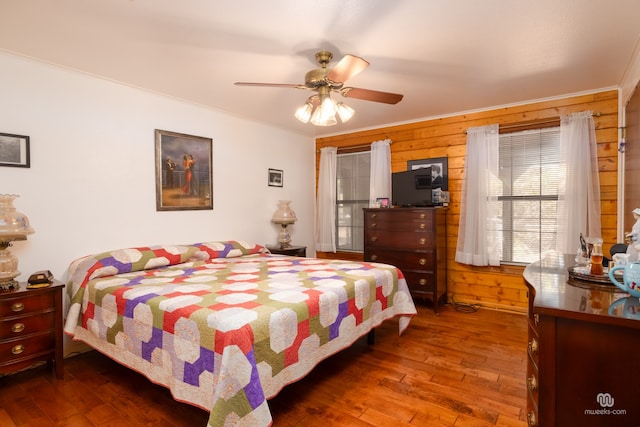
[0,194,34,239]
[271,200,297,224]
[295,102,313,123]
[336,102,355,122]
[0,194,34,290]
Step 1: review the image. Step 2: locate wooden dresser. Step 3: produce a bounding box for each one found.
[524,253,640,426]
[363,207,447,312]
[0,280,65,379]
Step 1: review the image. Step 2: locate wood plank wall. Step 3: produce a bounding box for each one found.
[315,90,619,313]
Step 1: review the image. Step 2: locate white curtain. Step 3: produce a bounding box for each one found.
[370,139,392,206]
[315,147,337,252]
[455,124,501,266]
[555,111,601,253]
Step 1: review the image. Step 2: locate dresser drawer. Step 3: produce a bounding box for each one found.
[402,271,436,292]
[366,249,434,271]
[526,354,539,406]
[0,311,56,339]
[527,323,539,369]
[365,209,433,231]
[0,292,56,317]
[365,230,435,249]
[0,331,56,363]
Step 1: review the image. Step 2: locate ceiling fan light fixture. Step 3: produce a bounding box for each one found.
[295,102,313,123]
[336,102,355,123]
[310,94,337,126]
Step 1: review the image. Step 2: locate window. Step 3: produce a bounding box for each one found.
[498,127,560,264]
[336,151,370,251]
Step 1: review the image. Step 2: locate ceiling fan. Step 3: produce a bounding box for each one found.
[234,50,404,126]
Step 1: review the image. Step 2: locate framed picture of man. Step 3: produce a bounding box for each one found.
[408,157,448,191]
[155,129,213,211]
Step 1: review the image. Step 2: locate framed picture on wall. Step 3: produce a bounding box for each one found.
[155,129,213,211]
[268,168,283,187]
[0,133,30,168]
[408,157,448,191]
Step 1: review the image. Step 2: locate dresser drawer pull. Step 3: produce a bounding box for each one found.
[528,338,538,356]
[534,313,539,327]
[418,238,426,245]
[419,278,427,286]
[11,302,25,312]
[371,213,377,218]
[11,322,25,333]
[527,411,537,427]
[419,223,425,229]
[371,236,378,242]
[371,223,377,228]
[419,258,427,265]
[527,375,537,392]
[370,255,378,261]
[11,344,25,355]
[419,213,425,219]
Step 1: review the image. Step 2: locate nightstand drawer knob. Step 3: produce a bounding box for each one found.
[419,278,427,285]
[370,255,378,261]
[11,322,25,333]
[419,223,425,229]
[419,213,425,219]
[11,302,25,312]
[371,236,378,242]
[371,213,377,218]
[371,223,377,228]
[527,375,537,392]
[528,338,538,356]
[419,258,427,265]
[11,344,25,355]
[419,238,426,245]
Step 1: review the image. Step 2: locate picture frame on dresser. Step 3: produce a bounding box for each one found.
[0,132,30,168]
[154,129,213,211]
[408,157,448,191]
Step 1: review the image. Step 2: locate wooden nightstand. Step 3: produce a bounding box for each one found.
[0,280,65,379]
[266,245,307,257]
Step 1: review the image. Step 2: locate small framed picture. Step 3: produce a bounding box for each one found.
[0,133,30,168]
[268,168,283,187]
[376,197,390,208]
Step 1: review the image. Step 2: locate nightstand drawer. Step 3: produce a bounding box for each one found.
[0,312,56,338]
[0,332,56,363]
[0,292,56,317]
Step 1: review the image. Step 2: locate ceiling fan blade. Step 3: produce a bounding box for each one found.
[326,54,369,83]
[340,87,404,104]
[234,82,307,90]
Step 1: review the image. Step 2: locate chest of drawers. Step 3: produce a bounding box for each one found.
[0,280,65,379]
[363,207,447,312]
[524,255,640,426]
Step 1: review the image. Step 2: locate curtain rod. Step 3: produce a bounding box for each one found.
[464,111,602,134]
[317,141,393,153]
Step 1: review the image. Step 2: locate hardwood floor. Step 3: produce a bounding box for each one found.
[0,302,528,426]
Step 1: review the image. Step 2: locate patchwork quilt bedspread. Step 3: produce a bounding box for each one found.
[63,241,417,426]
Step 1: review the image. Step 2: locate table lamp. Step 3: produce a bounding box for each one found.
[271,200,297,248]
[0,194,34,290]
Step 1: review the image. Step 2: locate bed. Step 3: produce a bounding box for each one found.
[63,240,417,426]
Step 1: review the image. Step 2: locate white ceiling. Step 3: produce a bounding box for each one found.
[1,0,640,137]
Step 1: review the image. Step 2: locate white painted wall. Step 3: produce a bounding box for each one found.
[0,52,316,283]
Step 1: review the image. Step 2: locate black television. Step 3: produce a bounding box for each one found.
[391,168,433,207]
